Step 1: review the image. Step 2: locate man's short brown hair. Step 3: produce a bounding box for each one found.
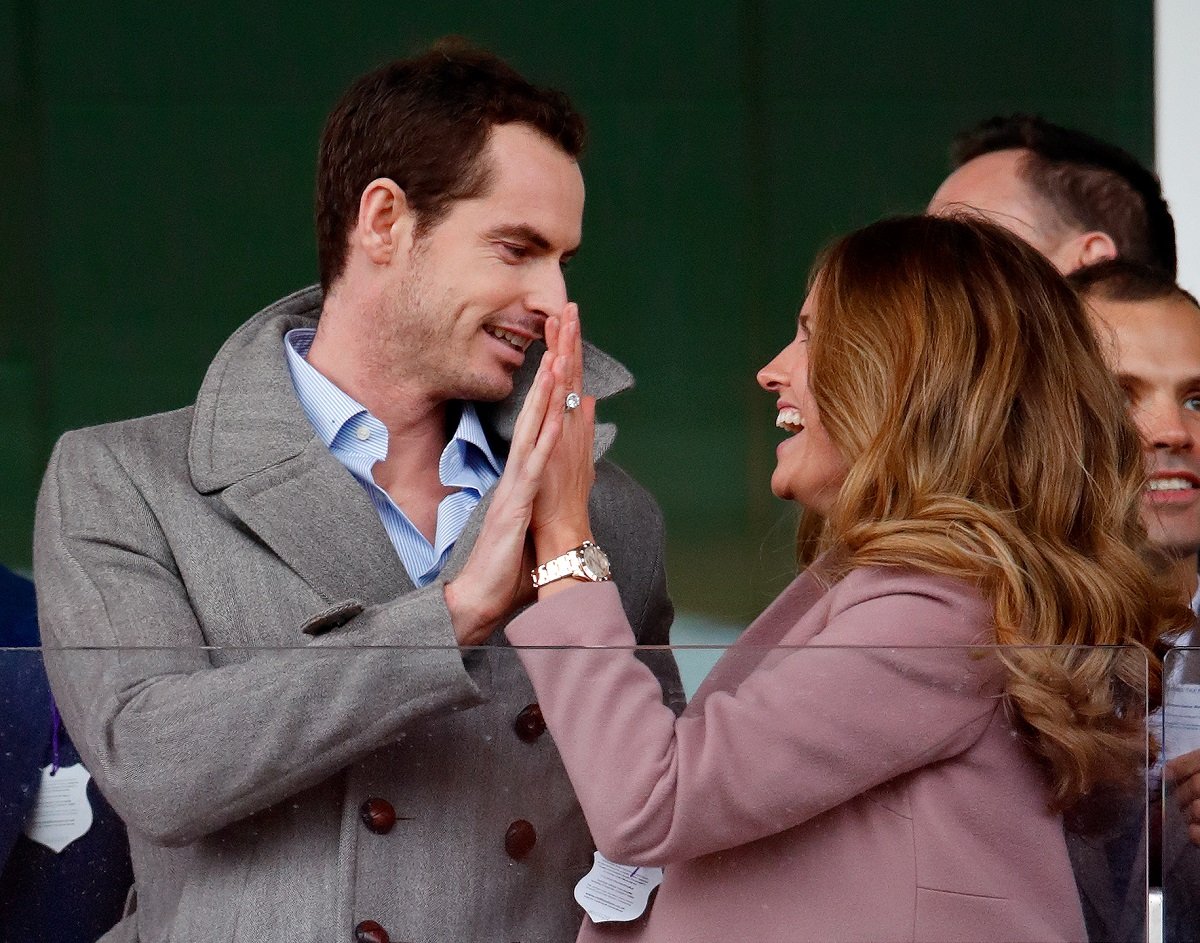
[953,115,1176,277]
[1069,258,1198,309]
[315,39,586,291]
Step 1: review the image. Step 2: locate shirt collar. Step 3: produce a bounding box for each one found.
[284,328,367,449]
[445,402,503,481]
[284,327,502,478]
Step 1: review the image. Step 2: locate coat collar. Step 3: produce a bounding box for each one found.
[188,284,635,494]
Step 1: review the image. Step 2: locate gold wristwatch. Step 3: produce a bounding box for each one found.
[531,540,612,589]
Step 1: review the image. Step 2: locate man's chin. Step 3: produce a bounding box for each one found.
[1143,534,1200,565]
[459,374,516,404]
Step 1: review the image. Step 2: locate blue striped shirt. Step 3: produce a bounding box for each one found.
[283,328,503,586]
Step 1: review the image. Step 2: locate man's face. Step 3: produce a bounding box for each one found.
[928,148,1078,273]
[1088,293,1200,560]
[380,122,584,403]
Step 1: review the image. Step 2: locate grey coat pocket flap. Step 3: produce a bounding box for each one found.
[301,600,365,636]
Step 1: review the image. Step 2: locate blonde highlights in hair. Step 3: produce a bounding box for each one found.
[799,215,1185,810]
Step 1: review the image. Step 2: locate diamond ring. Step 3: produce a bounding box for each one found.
[565,392,581,412]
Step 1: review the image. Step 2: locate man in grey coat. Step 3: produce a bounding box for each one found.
[34,42,681,943]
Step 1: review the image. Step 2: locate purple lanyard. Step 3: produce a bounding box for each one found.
[49,695,61,775]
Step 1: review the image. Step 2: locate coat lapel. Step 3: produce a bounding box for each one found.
[188,287,409,606]
[478,336,633,460]
[219,437,411,605]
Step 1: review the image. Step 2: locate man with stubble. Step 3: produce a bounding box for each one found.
[34,41,680,943]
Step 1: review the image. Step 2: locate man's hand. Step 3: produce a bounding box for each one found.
[1166,749,1200,847]
[444,328,571,645]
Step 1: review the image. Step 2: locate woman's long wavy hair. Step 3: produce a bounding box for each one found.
[798,215,1187,811]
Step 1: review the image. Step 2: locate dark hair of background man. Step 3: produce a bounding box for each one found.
[315,37,587,292]
[953,114,1175,276]
[1069,258,1199,308]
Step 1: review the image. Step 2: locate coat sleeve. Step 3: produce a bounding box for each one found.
[590,461,685,716]
[506,569,1003,866]
[34,431,484,847]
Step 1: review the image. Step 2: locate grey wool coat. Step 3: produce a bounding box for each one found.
[33,286,683,943]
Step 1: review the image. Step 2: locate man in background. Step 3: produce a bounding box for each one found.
[1074,261,1200,941]
[929,114,1175,276]
[1076,263,1200,608]
[927,117,1183,938]
[35,41,679,943]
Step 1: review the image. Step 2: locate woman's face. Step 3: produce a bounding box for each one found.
[756,291,850,514]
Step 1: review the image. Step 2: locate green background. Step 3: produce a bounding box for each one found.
[0,2,1154,622]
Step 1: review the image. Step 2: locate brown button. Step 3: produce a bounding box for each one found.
[513,703,546,742]
[505,819,537,859]
[354,920,389,943]
[359,797,397,835]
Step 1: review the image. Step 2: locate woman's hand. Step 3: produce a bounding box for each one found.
[531,304,598,576]
[444,341,569,645]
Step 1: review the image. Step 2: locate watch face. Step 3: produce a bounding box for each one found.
[581,543,611,580]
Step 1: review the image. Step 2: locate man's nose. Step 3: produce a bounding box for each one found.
[1142,402,1195,452]
[526,263,568,318]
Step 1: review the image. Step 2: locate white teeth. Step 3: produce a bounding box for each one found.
[486,326,531,351]
[776,408,804,434]
[1148,477,1197,492]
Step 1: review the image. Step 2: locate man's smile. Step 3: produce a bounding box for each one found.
[484,324,535,352]
[1144,470,1200,505]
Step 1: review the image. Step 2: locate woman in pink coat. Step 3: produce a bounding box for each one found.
[451,215,1181,942]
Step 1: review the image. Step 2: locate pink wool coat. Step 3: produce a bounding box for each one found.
[507,565,1087,943]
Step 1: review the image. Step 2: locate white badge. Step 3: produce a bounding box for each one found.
[1164,682,1200,761]
[574,850,664,923]
[22,764,94,853]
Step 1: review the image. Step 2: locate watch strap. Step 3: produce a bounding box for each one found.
[531,541,611,589]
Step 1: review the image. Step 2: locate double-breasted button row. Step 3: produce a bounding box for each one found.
[359,797,398,835]
[505,818,537,859]
[353,919,390,943]
[508,707,542,861]
[513,702,546,742]
[351,709,544,939]
[354,923,524,943]
[355,801,397,941]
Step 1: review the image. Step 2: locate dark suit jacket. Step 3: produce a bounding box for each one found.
[1164,644,1200,942]
[1065,789,1147,943]
[1066,638,1200,943]
[0,564,133,941]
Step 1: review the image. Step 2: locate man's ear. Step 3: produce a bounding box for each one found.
[1064,230,1119,271]
[353,178,415,266]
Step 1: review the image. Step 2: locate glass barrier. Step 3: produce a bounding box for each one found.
[1161,647,1200,943]
[1,644,1150,943]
